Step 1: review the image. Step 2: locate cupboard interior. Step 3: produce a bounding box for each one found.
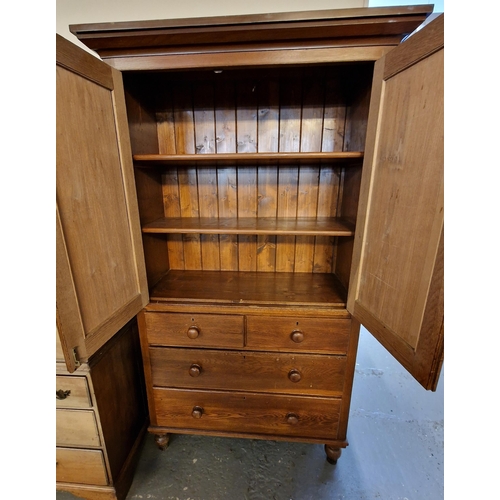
[123,63,373,309]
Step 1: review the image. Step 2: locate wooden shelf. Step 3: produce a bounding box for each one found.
[149,270,347,308]
[142,217,355,236]
[133,152,364,167]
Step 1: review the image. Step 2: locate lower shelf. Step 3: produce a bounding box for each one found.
[149,270,347,308]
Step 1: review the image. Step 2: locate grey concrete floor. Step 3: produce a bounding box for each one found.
[57,327,444,500]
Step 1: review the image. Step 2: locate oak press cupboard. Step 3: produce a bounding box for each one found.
[56,5,444,499]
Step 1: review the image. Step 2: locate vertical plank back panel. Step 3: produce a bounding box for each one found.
[194,82,220,269]
[237,166,258,271]
[294,167,319,272]
[257,78,280,153]
[142,68,367,274]
[236,80,259,270]
[257,78,280,270]
[295,76,323,272]
[157,86,184,270]
[318,70,348,274]
[193,81,216,154]
[171,83,202,269]
[322,74,347,153]
[276,76,301,271]
[215,81,239,270]
[178,167,202,269]
[172,82,195,154]
[314,166,340,273]
[156,85,177,155]
[236,79,258,153]
[300,75,324,153]
[256,165,278,271]
[161,166,184,269]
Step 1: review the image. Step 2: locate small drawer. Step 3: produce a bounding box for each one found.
[150,347,346,397]
[56,375,92,408]
[144,312,244,348]
[153,388,341,440]
[56,409,101,447]
[56,448,108,486]
[246,316,351,354]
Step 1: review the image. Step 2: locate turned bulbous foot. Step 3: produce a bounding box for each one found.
[324,445,342,464]
[154,433,170,450]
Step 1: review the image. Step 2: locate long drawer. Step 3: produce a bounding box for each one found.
[56,409,101,447]
[153,387,341,440]
[149,347,346,397]
[56,448,108,486]
[246,316,351,354]
[145,312,244,348]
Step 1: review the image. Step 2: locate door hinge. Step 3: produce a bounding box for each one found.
[72,347,81,367]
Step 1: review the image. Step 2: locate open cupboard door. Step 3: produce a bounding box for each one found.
[347,15,444,391]
[56,34,149,372]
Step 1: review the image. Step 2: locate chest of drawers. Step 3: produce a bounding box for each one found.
[139,306,359,462]
[56,369,109,487]
[56,320,148,499]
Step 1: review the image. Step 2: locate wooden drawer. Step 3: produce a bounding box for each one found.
[56,409,101,447]
[246,316,351,354]
[56,375,91,408]
[56,448,108,486]
[145,312,244,348]
[153,388,341,440]
[150,347,346,397]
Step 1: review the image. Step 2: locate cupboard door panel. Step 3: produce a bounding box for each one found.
[56,34,148,369]
[348,15,444,390]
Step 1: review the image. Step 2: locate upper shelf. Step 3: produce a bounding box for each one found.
[133,152,364,167]
[142,217,355,236]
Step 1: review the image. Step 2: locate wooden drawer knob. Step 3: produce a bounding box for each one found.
[187,325,200,339]
[290,329,304,343]
[286,412,299,425]
[288,369,302,383]
[189,364,202,377]
[192,406,204,418]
